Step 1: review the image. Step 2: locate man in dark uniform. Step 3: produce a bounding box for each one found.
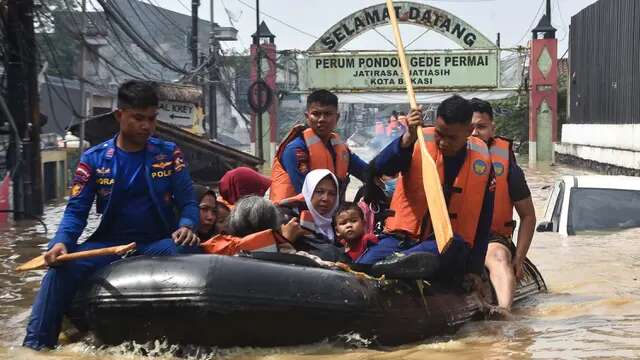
[470,98,536,311]
[23,80,199,350]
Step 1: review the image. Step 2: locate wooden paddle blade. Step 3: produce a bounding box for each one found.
[385,0,454,253]
[16,255,46,272]
[15,242,137,272]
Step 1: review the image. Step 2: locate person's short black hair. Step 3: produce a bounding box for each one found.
[306,89,338,109]
[436,94,473,125]
[469,97,494,120]
[193,184,217,204]
[335,202,364,222]
[117,80,159,110]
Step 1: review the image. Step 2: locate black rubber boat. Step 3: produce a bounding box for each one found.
[69,253,546,347]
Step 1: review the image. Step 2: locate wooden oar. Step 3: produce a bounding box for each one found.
[385,0,454,253]
[16,242,136,272]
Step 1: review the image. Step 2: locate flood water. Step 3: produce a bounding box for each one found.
[1,160,640,359]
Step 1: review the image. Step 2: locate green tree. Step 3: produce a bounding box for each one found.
[492,96,529,154]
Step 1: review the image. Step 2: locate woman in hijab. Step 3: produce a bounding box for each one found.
[276,169,348,262]
[219,167,271,205]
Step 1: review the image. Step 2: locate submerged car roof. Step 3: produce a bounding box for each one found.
[562,175,640,191]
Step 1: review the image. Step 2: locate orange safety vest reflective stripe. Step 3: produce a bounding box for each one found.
[489,137,515,238]
[384,127,491,247]
[270,125,350,202]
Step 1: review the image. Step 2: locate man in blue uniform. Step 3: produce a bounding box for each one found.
[270,90,369,202]
[23,80,199,350]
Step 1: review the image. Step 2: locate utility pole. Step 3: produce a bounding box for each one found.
[254,0,263,161]
[208,0,218,139]
[191,0,200,69]
[79,0,87,154]
[6,0,43,217]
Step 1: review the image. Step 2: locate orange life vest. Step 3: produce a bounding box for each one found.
[200,229,278,255]
[489,137,516,238]
[270,125,350,202]
[384,127,491,247]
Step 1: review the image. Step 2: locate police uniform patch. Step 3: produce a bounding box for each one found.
[473,159,488,176]
[151,161,173,170]
[493,162,505,177]
[295,148,309,174]
[70,183,83,197]
[96,167,111,175]
[173,148,185,172]
[73,162,92,183]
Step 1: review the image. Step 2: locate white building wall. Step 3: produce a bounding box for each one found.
[556,124,640,170]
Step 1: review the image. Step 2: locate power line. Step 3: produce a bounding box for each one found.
[93,0,188,74]
[235,0,319,40]
[554,0,568,41]
[516,0,545,46]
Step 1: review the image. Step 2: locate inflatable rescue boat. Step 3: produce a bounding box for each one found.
[69,253,546,347]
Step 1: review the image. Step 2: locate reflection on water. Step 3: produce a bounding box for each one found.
[1,160,640,359]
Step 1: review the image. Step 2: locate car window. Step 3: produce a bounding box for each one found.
[567,188,640,233]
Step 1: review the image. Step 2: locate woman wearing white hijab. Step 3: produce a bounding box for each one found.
[276,169,348,262]
[301,169,340,242]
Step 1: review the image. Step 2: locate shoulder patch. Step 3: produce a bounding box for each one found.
[295,148,309,175]
[473,159,488,176]
[173,147,186,172]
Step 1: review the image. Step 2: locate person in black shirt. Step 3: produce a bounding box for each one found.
[470,98,536,311]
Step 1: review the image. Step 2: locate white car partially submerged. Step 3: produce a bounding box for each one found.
[537,175,640,236]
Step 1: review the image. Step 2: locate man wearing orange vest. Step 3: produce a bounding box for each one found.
[270,90,368,202]
[470,98,536,311]
[357,95,495,283]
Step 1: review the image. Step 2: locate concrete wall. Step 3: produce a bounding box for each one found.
[555,124,640,173]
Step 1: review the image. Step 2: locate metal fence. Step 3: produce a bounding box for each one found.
[569,0,640,125]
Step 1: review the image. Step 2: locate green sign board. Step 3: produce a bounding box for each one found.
[301,50,499,92]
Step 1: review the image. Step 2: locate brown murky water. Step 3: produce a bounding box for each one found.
[1,161,640,359]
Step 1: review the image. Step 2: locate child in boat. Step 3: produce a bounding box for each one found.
[334,202,379,261]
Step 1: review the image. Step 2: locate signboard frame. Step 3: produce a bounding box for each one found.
[297,49,501,93]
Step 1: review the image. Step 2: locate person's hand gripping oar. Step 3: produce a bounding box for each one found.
[15,242,136,272]
[385,0,454,253]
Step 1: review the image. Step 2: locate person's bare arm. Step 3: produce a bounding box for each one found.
[513,196,536,279]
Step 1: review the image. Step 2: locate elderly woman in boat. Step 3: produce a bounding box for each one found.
[200,169,349,261]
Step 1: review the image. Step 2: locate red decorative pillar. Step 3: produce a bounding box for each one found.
[529,1,558,165]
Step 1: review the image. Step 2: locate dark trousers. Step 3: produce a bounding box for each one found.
[356,234,471,283]
[23,238,178,350]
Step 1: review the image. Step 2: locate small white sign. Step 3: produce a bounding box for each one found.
[158,101,195,127]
